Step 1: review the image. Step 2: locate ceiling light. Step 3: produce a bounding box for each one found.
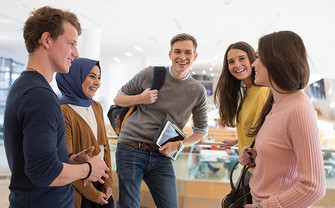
[134,46,143,52]
[192,71,196,75]
[212,62,216,66]
[148,36,158,44]
[211,73,214,77]
[113,57,120,63]
[202,70,206,74]
[190,67,193,70]
[125,52,133,57]
[209,67,213,71]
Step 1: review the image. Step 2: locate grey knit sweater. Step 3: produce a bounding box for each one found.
[118,66,208,144]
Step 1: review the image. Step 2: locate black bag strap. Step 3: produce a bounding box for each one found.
[229,139,255,203]
[151,66,166,91]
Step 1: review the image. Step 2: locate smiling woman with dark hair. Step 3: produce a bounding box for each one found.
[239,31,326,208]
[214,41,269,185]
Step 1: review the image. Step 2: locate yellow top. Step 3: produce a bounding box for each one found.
[237,86,269,152]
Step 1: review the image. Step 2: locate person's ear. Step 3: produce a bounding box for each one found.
[168,51,172,60]
[39,32,52,49]
[193,52,198,61]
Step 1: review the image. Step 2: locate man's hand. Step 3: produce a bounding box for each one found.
[159,141,179,158]
[69,146,95,164]
[86,156,110,184]
[139,88,158,104]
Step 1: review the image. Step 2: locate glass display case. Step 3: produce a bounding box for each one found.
[108,143,335,208]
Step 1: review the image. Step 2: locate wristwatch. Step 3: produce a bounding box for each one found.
[178,140,184,151]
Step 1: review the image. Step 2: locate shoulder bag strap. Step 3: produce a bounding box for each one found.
[151,66,166,91]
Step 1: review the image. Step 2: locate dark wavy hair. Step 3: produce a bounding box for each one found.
[248,30,309,136]
[23,6,82,53]
[214,41,256,127]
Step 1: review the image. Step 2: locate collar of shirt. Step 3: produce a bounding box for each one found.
[168,66,190,81]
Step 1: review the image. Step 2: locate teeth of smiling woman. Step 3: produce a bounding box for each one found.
[236,67,245,73]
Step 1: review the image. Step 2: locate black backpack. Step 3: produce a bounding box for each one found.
[107,66,167,136]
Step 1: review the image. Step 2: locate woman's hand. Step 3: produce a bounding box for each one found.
[102,186,113,200]
[243,204,257,208]
[239,146,257,168]
[96,191,109,205]
[220,139,238,149]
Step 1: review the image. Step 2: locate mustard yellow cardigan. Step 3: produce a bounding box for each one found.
[61,100,113,208]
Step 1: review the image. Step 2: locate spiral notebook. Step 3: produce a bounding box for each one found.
[153,114,186,160]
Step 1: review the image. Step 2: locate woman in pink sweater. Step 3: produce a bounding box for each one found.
[239,31,326,208]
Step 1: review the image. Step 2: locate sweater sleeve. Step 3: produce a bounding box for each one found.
[19,88,64,186]
[261,102,326,208]
[191,86,208,135]
[62,106,74,155]
[95,102,113,189]
[120,67,151,95]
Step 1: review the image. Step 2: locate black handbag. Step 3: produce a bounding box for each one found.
[221,140,255,208]
[221,161,252,208]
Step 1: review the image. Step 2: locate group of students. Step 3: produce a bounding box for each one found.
[2,5,326,208]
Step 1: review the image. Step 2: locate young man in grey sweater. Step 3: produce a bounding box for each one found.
[114,33,208,208]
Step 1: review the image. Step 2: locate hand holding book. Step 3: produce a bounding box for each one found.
[158,141,182,159]
[154,114,186,160]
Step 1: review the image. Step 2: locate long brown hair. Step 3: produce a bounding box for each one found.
[214,41,256,127]
[248,30,309,136]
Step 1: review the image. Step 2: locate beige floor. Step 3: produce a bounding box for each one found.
[0,167,10,208]
[0,167,334,208]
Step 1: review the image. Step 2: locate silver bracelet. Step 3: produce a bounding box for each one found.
[255,202,261,208]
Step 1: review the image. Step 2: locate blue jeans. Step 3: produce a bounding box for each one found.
[116,143,178,208]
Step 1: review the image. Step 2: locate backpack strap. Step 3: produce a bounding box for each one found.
[151,66,166,91]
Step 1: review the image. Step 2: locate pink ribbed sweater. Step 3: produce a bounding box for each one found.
[251,90,326,208]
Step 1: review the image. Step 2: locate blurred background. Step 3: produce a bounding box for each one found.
[1,0,335,207]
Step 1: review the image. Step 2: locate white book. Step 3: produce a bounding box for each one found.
[154,115,186,160]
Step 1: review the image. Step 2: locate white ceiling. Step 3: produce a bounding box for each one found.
[1,0,335,81]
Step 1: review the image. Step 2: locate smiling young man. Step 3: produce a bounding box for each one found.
[113,33,208,208]
[3,6,109,208]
